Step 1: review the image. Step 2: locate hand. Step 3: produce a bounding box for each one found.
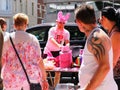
[59,45,63,50]
[42,80,49,90]
[60,45,70,52]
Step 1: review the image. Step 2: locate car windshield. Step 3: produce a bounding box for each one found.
[27,24,85,42]
[64,26,85,40]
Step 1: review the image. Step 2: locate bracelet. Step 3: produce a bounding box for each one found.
[42,79,48,82]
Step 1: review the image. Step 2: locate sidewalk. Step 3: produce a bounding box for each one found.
[49,83,80,90]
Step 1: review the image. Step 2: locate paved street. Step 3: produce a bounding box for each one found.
[49,83,80,90]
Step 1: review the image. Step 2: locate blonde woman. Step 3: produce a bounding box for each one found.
[2,13,48,90]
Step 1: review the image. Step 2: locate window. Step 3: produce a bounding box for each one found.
[26,0,28,14]
[14,0,17,12]
[37,3,46,19]
[65,26,85,40]
[28,26,49,42]
[20,0,23,12]
[0,0,9,11]
[32,2,34,15]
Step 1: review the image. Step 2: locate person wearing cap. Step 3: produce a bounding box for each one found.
[43,11,70,87]
[100,6,120,90]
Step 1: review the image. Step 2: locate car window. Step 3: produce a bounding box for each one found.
[27,26,49,42]
[65,26,85,40]
[31,30,45,41]
[27,25,85,41]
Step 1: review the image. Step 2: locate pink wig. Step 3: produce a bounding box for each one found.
[56,11,70,23]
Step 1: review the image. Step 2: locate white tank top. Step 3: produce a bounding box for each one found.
[78,29,118,90]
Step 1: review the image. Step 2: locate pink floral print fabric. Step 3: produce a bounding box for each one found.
[2,32,42,88]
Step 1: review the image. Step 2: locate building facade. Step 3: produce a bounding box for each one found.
[43,0,120,23]
[0,0,120,31]
[37,0,45,24]
[0,0,39,32]
[42,0,101,23]
[43,0,81,23]
[0,0,12,32]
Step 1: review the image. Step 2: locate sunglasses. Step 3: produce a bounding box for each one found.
[58,21,65,24]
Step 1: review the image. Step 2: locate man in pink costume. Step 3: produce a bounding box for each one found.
[43,11,70,87]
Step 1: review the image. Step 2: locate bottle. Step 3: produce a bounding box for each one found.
[75,57,80,68]
[79,49,83,65]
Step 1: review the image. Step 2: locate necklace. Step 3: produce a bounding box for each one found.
[109,24,116,37]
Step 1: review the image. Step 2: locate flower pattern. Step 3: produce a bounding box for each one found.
[2,42,41,88]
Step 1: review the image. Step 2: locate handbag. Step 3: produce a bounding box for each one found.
[9,36,41,90]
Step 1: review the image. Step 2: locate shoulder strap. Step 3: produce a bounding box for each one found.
[9,36,31,84]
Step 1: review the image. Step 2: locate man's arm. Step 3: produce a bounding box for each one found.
[50,38,61,48]
[65,30,70,46]
[65,39,70,46]
[85,30,111,90]
[48,27,62,48]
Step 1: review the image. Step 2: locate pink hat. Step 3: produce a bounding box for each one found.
[56,11,70,23]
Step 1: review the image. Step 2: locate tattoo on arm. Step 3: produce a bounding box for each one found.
[88,30,105,61]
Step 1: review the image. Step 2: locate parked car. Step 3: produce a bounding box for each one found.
[26,22,86,85]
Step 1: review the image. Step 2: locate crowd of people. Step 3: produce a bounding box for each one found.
[0,3,120,90]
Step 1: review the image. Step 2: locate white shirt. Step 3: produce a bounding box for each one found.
[78,28,118,90]
[44,27,70,54]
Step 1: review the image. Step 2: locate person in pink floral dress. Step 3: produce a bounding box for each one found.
[1,13,48,90]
